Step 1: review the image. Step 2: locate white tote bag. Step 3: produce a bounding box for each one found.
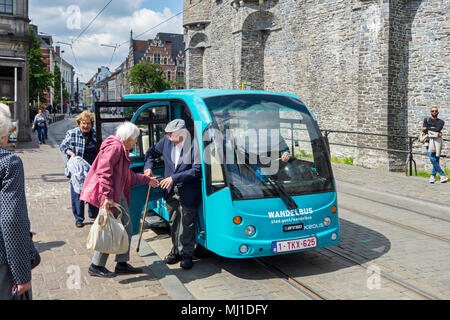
[87,203,129,254]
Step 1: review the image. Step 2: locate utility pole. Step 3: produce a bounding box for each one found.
[60,50,64,114]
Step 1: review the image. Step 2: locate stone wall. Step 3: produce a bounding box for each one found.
[183,0,449,172]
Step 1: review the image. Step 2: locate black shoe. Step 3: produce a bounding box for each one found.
[164,252,182,265]
[114,263,143,275]
[180,255,193,269]
[88,264,115,278]
[75,221,84,228]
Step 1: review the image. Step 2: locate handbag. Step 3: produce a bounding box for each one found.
[86,203,129,254]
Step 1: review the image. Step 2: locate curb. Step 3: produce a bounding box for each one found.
[130,235,195,300]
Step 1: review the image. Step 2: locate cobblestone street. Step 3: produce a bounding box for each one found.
[15,116,449,301]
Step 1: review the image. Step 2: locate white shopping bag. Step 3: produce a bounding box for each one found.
[87,203,129,254]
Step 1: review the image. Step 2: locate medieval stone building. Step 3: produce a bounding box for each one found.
[183,0,449,171]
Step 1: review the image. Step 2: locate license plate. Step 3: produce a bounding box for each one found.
[272,236,317,253]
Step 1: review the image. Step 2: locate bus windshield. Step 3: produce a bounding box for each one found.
[203,94,334,200]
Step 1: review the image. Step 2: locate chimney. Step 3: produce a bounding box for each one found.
[56,46,60,56]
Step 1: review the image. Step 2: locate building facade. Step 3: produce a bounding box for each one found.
[0,0,31,141]
[183,0,449,171]
[113,31,186,99]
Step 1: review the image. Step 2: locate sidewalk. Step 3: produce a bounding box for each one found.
[331,162,449,207]
[17,132,170,300]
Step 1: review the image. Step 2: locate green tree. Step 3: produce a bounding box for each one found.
[127,61,172,94]
[29,28,53,108]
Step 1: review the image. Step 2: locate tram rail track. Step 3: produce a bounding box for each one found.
[339,202,450,244]
[338,189,450,224]
[254,258,326,300]
[323,247,440,300]
[255,246,440,300]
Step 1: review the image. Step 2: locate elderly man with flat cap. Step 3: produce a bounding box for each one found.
[143,119,202,269]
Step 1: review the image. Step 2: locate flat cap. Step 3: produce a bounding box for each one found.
[165,119,186,133]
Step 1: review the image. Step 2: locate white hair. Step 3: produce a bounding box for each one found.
[115,121,140,142]
[0,103,12,138]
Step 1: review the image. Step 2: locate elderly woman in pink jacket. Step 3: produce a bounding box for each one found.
[80,122,158,278]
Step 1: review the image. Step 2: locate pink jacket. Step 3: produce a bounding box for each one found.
[80,135,150,208]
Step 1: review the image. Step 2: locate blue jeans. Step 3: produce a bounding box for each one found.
[36,126,45,143]
[426,147,445,176]
[70,183,99,222]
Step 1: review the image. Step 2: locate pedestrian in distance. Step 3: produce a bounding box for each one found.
[421,106,447,184]
[0,103,36,300]
[144,119,202,270]
[32,108,47,144]
[80,122,159,278]
[60,111,100,228]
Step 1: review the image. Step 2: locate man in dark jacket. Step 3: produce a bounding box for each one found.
[421,106,447,183]
[144,119,201,269]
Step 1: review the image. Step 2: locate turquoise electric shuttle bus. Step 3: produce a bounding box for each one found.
[94,89,339,258]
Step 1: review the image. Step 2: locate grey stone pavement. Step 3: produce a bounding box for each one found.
[12,117,449,300]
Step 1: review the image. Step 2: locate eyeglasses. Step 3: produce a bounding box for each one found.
[431,110,439,113]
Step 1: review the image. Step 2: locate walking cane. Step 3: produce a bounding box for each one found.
[136,184,151,253]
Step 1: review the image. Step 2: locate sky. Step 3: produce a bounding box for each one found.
[29,0,184,83]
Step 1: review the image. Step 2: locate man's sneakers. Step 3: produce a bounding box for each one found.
[164,252,193,269]
[180,255,193,269]
[75,220,84,228]
[429,175,448,183]
[164,252,182,265]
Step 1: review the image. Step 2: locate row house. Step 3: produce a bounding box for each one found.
[31,24,75,111]
[114,31,186,100]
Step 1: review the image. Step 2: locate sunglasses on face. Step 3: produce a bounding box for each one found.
[431,111,439,114]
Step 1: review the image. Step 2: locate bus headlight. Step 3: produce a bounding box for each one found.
[245,225,256,237]
[331,233,338,241]
[239,244,249,254]
[324,217,331,227]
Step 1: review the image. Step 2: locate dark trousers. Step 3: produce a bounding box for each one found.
[70,183,99,223]
[165,187,199,257]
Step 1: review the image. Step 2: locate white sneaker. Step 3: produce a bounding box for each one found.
[429,176,436,184]
[440,176,448,183]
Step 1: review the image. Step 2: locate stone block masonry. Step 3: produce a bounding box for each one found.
[183,0,449,171]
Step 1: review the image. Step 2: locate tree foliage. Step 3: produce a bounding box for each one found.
[29,28,53,106]
[126,61,172,94]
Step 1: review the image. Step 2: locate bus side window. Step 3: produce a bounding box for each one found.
[204,126,226,195]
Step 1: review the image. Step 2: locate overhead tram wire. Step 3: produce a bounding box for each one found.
[72,0,113,45]
[117,0,204,48]
[59,0,202,79]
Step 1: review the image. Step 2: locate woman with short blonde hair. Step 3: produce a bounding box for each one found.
[76,110,95,127]
[60,109,99,228]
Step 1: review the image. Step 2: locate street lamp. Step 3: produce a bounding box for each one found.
[60,50,65,114]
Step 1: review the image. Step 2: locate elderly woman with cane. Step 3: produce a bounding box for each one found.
[80,122,158,278]
[0,103,35,299]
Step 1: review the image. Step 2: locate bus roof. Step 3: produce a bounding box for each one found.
[123,89,302,101]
